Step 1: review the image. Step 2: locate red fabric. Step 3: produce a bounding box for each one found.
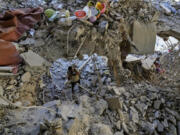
[0,40,22,65]
[0,7,43,41]
[0,7,43,66]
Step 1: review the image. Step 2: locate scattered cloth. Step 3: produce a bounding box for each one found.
[0,40,22,66]
[0,7,43,41]
[0,7,43,66]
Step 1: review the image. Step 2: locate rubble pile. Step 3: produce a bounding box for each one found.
[0,0,179,135]
[155,50,180,88]
[0,77,180,135]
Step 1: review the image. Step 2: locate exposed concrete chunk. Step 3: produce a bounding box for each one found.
[21,72,31,82]
[112,86,126,96]
[130,107,139,123]
[106,97,123,110]
[90,123,113,135]
[21,50,49,67]
[95,99,108,115]
[131,21,156,54]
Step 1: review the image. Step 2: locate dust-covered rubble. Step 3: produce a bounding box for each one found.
[0,0,180,135]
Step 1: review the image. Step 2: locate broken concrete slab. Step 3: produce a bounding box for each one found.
[106,97,123,110]
[21,50,50,67]
[131,21,156,54]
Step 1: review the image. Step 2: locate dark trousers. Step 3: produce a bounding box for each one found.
[71,80,80,94]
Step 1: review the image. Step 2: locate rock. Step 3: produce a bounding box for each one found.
[112,86,125,96]
[98,21,109,33]
[59,102,82,121]
[130,107,139,123]
[129,121,138,132]
[95,99,108,115]
[21,50,49,67]
[141,121,155,135]
[9,79,17,85]
[114,130,124,135]
[135,102,148,116]
[169,115,177,125]
[165,108,180,120]
[115,121,121,130]
[90,123,113,135]
[79,95,91,108]
[65,118,81,135]
[155,111,160,118]
[0,86,3,96]
[21,72,31,82]
[157,121,164,132]
[162,119,168,128]
[167,123,177,135]
[123,92,130,98]
[122,122,129,134]
[106,96,123,110]
[153,100,161,109]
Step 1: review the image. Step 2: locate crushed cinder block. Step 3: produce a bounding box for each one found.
[21,50,50,67]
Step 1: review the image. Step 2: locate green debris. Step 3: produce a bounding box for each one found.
[44,9,55,18]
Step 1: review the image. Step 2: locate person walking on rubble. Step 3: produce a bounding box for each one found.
[67,64,80,95]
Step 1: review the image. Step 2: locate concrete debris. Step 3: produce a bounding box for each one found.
[153,100,162,109]
[59,102,82,121]
[21,72,31,82]
[21,50,49,67]
[0,0,179,135]
[112,86,126,96]
[130,106,139,123]
[95,99,108,115]
[90,123,113,135]
[106,97,123,111]
[157,120,164,132]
